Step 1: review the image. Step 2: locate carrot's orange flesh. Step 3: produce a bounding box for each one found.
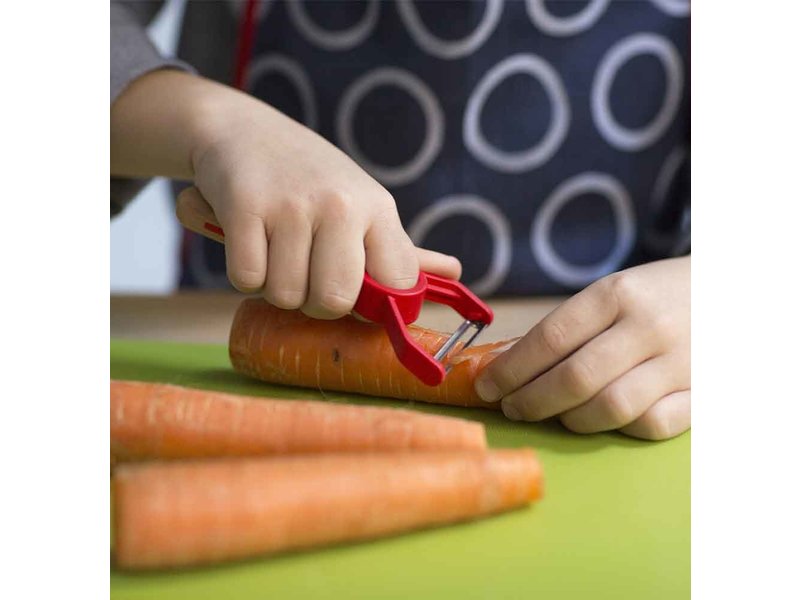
[229,299,518,408]
[111,380,487,462]
[113,450,543,569]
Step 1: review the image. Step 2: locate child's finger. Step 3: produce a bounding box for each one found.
[263,212,312,310]
[557,354,682,433]
[303,218,365,320]
[416,248,462,280]
[498,318,654,421]
[364,221,419,290]
[221,213,268,293]
[618,390,691,441]
[474,278,618,403]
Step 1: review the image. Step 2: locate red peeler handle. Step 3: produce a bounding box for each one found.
[352,272,493,327]
[424,273,494,325]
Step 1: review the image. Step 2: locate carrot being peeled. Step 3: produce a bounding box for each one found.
[113,449,543,569]
[229,299,517,408]
[111,380,487,462]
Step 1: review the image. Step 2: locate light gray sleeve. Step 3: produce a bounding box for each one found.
[111,1,195,216]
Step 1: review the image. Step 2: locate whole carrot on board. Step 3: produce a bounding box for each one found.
[113,449,543,570]
[111,380,487,462]
[229,299,519,408]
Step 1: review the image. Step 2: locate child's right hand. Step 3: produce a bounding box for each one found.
[188,84,466,320]
[111,70,460,318]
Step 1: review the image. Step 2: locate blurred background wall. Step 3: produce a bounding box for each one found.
[110,0,186,294]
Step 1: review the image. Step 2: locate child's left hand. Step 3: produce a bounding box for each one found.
[474,256,690,440]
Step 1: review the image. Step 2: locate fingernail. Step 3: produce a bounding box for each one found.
[503,402,522,421]
[475,377,502,403]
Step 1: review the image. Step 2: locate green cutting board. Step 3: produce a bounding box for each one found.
[110,339,689,600]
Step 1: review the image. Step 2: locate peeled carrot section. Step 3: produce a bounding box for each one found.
[113,449,543,570]
[111,380,487,462]
[229,299,518,408]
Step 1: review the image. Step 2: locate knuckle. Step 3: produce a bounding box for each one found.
[649,313,677,344]
[487,360,524,394]
[382,187,396,203]
[321,191,353,219]
[561,358,595,398]
[375,188,396,208]
[370,209,410,245]
[538,319,568,357]
[609,272,640,308]
[601,386,635,428]
[364,183,395,209]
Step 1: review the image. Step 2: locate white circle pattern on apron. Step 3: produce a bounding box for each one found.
[591,33,684,152]
[530,172,636,288]
[396,0,503,59]
[287,0,379,51]
[246,54,318,130]
[464,53,570,173]
[525,0,610,37]
[337,67,445,187]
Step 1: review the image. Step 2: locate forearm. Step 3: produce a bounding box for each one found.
[110,69,260,181]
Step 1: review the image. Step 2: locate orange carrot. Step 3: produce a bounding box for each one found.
[113,449,543,569]
[229,299,518,408]
[111,380,487,462]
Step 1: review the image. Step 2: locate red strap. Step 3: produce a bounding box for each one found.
[233,0,259,89]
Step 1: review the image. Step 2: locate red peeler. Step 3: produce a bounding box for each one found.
[176,189,494,386]
[353,272,493,386]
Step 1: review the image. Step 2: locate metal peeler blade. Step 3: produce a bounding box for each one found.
[434,320,488,373]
